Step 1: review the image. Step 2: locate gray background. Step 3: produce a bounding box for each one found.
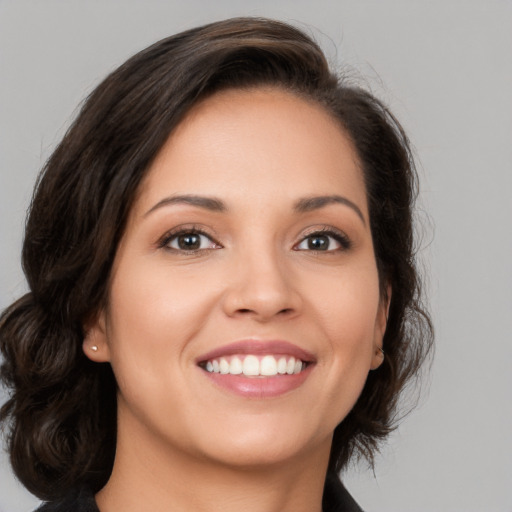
[1,1,511,511]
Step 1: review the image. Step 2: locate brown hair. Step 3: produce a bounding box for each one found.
[0,17,433,500]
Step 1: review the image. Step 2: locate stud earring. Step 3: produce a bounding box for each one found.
[91,345,98,352]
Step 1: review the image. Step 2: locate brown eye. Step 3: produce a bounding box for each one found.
[294,230,350,252]
[165,231,219,252]
[305,235,331,251]
[177,233,201,250]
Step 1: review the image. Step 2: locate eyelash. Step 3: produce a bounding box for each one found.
[157,226,351,254]
[158,226,222,253]
[293,228,352,252]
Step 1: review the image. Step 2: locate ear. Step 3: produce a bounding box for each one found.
[370,284,391,370]
[82,310,111,363]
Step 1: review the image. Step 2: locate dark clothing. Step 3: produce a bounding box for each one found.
[323,472,364,512]
[35,472,363,512]
[35,486,98,512]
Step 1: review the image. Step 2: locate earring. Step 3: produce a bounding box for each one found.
[378,347,385,357]
[90,345,98,352]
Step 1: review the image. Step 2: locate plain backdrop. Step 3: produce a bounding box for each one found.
[1,1,511,511]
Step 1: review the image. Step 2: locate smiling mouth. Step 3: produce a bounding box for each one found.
[199,354,308,377]
[196,340,316,397]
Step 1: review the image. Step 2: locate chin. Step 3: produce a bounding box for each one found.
[190,416,332,470]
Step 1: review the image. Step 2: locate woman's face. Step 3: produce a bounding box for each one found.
[87,87,387,470]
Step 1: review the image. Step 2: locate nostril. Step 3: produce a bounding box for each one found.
[235,308,294,315]
[224,285,302,320]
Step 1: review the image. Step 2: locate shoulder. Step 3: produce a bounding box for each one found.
[323,471,364,512]
[34,487,99,512]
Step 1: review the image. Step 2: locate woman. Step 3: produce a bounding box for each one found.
[0,17,433,512]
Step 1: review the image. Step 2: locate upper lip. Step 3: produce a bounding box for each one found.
[195,339,316,364]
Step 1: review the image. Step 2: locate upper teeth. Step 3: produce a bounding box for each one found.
[204,355,305,376]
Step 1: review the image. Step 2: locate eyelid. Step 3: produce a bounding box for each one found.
[155,224,350,253]
[293,226,352,251]
[157,224,222,251]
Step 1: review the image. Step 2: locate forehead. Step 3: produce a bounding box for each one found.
[134,87,367,217]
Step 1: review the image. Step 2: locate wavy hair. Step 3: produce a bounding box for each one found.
[0,17,433,500]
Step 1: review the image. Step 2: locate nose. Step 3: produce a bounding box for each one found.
[221,249,302,322]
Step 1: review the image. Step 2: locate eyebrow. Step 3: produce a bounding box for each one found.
[294,195,366,224]
[144,194,227,216]
[144,193,365,224]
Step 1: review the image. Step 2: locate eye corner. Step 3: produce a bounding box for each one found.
[293,227,352,253]
[157,225,223,254]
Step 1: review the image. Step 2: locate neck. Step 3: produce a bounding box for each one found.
[96,416,331,512]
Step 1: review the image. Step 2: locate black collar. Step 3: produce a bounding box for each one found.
[36,473,363,512]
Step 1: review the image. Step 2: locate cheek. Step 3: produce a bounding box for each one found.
[307,263,381,402]
[104,259,216,385]
[109,256,213,340]
[102,261,222,431]
[312,261,381,343]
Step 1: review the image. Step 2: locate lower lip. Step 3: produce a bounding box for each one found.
[200,365,314,398]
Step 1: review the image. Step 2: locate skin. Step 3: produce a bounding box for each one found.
[85,87,387,512]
